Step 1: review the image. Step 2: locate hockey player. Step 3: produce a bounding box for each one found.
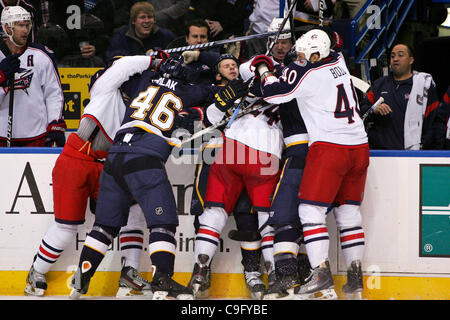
[241,18,311,300]
[0,6,65,147]
[253,29,369,300]
[24,54,170,297]
[188,53,285,299]
[189,53,267,299]
[69,55,248,300]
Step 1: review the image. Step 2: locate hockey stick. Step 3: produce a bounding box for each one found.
[179,99,268,146]
[361,96,384,121]
[225,0,300,129]
[318,0,325,27]
[351,75,370,93]
[147,30,291,57]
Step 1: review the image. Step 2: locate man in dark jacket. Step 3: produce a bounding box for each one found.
[105,1,174,62]
[360,43,441,150]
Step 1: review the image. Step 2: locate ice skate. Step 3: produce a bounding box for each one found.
[244,271,265,300]
[69,266,91,299]
[263,273,299,300]
[152,267,193,300]
[342,260,363,300]
[188,262,211,299]
[293,260,337,300]
[116,265,153,298]
[24,266,47,297]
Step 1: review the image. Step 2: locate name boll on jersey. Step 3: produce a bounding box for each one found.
[262,52,368,147]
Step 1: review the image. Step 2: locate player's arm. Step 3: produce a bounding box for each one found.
[250,55,306,105]
[89,56,153,96]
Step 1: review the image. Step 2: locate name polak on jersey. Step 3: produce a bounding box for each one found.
[152,77,178,90]
[329,66,347,79]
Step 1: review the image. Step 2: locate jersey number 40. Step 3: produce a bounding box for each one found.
[130,86,183,131]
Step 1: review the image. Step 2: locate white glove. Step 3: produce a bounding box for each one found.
[182,50,200,64]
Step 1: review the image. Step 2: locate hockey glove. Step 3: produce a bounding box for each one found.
[332,31,343,51]
[250,55,274,79]
[214,78,248,112]
[182,50,200,64]
[45,119,67,147]
[174,107,204,134]
[153,49,170,70]
[0,54,20,85]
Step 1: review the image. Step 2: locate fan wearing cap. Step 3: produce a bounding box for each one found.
[253,29,370,300]
[0,6,65,147]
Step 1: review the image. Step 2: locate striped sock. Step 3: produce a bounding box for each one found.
[148,227,176,275]
[119,229,144,270]
[340,226,365,266]
[302,224,329,268]
[194,225,221,265]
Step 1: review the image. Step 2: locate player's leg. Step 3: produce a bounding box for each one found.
[265,155,305,299]
[334,144,369,299]
[25,144,100,296]
[189,158,243,298]
[70,152,133,298]
[116,202,152,297]
[293,144,345,300]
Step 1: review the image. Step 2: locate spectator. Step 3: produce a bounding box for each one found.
[105,1,175,62]
[245,0,280,58]
[149,0,190,37]
[186,0,251,40]
[360,43,441,150]
[43,0,115,67]
[171,19,221,85]
[0,6,65,147]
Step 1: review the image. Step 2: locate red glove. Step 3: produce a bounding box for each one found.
[46,119,67,147]
[250,55,274,79]
[154,49,170,70]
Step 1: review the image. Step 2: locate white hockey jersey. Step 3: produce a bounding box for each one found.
[0,44,63,140]
[262,52,368,146]
[83,56,152,142]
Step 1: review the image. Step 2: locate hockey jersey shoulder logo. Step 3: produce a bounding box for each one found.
[14,68,34,91]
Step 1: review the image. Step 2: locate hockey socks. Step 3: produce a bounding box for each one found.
[33,222,78,274]
[339,226,365,267]
[119,229,144,270]
[148,226,176,275]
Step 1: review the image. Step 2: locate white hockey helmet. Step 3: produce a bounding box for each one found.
[295,29,331,61]
[267,17,291,49]
[1,6,31,34]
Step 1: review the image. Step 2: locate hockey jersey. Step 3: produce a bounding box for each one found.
[110,71,215,160]
[82,55,152,142]
[262,51,368,146]
[0,43,63,140]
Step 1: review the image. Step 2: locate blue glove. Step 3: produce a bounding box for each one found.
[174,107,204,134]
[45,119,67,147]
[0,54,20,84]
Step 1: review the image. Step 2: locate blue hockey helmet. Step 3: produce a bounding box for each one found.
[159,54,187,81]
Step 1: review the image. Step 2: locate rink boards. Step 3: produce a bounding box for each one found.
[0,148,449,300]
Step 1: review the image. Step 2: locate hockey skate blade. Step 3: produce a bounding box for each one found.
[116,287,153,299]
[192,283,209,299]
[263,288,295,300]
[69,289,83,299]
[250,291,264,300]
[24,284,45,297]
[294,288,338,300]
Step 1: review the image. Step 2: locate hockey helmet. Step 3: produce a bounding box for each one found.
[159,55,187,81]
[1,6,31,34]
[295,29,331,61]
[214,53,239,74]
[267,17,291,49]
